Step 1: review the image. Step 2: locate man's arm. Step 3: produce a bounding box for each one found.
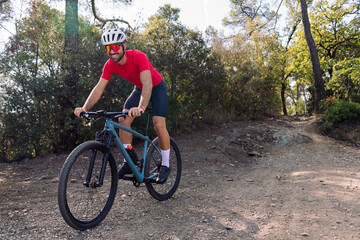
[139,70,152,109]
[128,70,153,117]
[74,78,109,117]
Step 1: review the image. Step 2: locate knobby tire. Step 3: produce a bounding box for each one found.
[58,141,118,230]
[145,137,181,201]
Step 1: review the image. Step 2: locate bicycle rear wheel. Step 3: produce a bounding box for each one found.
[145,137,181,201]
[58,141,118,230]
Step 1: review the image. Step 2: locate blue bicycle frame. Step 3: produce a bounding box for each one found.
[101,116,160,183]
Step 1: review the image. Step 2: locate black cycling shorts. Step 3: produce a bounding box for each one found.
[124,80,168,118]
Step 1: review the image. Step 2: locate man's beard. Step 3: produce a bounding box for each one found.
[110,51,125,63]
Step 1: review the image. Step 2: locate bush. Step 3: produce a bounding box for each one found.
[0,156,9,163]
[324,100,360,123]
[320,99,360,133]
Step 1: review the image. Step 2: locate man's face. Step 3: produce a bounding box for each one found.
[106,43,126,63]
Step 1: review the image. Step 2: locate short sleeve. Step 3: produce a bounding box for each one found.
[101,60,113,80]
[135,52,151,72]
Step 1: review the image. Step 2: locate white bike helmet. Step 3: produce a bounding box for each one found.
[101,28,126,45]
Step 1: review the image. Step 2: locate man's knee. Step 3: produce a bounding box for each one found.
[118,116,132,127]
[153,119,167,134]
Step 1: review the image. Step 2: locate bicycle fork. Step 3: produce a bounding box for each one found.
[83,132,112,188]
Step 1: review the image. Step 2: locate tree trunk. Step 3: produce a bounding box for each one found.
[281,82,288,115]
[65,0,79,53]
[299,0,326,113]
[301,84,308,113]
[59,0,79,151]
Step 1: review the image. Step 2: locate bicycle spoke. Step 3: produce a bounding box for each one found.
[58,141,117,230]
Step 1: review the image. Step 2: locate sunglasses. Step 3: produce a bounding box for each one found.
[105,44,123,53]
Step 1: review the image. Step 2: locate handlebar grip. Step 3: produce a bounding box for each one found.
[80,112,91,120]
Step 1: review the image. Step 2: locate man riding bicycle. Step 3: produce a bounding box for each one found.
[74,28,170,183]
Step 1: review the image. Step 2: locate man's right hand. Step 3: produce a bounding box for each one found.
[74,107,86,118]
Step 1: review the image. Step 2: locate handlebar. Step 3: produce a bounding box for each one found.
[80,110,128,121]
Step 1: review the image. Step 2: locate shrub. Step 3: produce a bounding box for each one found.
[324,100,360,123]
[320,99,360,133]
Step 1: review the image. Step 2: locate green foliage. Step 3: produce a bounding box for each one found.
[0,0,12,23]
[328,58,360,103]
[278,0,360,115]
[211,30,282,117]
[295,99,306,115]
[323,100,360,124]
[224,0,277,31]
[1,0,358,161]
[287,0,360,107]
[213,0,285,117]
[320,98,360,133]
[132,4,228,130]
[0,3,228,161]
[0,1,109,161]
[312,0,360,102]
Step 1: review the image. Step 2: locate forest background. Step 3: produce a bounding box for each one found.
[0,0,359,162]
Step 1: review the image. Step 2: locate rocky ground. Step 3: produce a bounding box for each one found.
[0,116,359,239]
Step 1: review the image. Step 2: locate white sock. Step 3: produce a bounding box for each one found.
[123,144,130,162]
[161,149,170,167]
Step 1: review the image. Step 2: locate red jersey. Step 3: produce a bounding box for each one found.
[101,50,162,89]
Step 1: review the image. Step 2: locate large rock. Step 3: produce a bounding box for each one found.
[274,132,313,147]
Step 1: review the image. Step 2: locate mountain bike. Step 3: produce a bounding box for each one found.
[57,109,181,230]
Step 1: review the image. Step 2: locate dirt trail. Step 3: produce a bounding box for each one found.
[0,116,360,239]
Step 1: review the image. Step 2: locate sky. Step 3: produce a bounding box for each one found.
[0,0,232,48]
[105,0,232,32]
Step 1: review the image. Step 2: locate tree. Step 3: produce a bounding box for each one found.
[134,4,227,127]
[299,0,326,113]
[65,0,79,52]
[329,58,360,102]
[311,0,360,102]
[285,0,360,112]
[0,0,66,160]
[224,0,284,34]
[0,0,12,23]
[0,1,111,160]
[90,0,133,28]
[220,0,283,116]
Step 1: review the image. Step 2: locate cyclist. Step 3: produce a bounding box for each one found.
[74,28,170,183]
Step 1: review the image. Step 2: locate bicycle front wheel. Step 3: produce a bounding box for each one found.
[58,141,118,230]
[145,137,181,201]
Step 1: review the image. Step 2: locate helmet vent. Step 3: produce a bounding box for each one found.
[117,34,122,42]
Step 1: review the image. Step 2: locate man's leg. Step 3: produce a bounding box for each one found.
[153,116,170,150]
[120,87,140,146]
[153,116,171,183]
[119,114,134,145]
[117,115,135,179]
